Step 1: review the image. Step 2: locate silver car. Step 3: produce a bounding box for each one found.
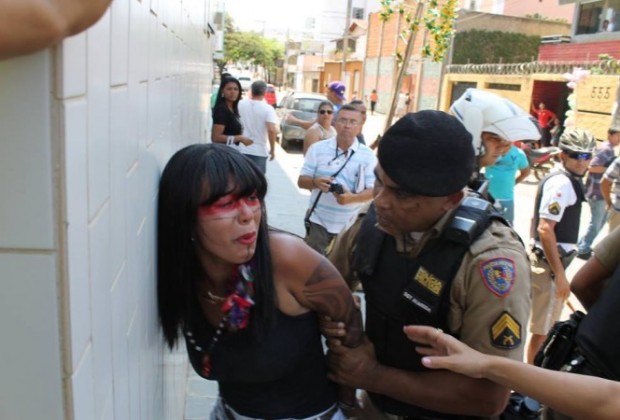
[278,92,328,149]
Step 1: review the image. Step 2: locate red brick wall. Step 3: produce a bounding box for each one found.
[539,41,620,61]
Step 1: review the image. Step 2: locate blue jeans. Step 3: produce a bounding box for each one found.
[242,154,267,174]
[577,198,607,254]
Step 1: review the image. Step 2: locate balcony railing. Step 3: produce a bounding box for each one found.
[446,60,620,75]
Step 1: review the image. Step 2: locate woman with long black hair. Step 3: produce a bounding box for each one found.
[211,77,253,147]
[157,144,362,419]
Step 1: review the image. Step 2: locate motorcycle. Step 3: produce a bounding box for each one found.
[517,142,562,180]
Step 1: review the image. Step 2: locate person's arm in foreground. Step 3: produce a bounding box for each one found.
[326,333,509,416]
[404,325,620,420]
[0,0,112,59]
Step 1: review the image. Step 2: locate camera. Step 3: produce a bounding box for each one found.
[328,182,344,194]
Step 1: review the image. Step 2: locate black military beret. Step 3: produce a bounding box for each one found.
[378,110,475,197]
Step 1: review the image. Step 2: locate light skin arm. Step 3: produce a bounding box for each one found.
[0,0,112,60]
[570,254,611,310]
[285,112,315,130]
[303,127,321,156]
[298,175,333,192]
[334,187,374,205]
[404,325,620,420]
[537,218,570,300]
[515,167,530,184]
[601,177,613,208]
[267,122,277,160]
[588,165,608,174]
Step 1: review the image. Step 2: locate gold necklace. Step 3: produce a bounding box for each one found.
[201,289,227,305]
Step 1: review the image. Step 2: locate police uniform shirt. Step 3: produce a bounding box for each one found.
[329,203,531,361]
[536,171,579,249]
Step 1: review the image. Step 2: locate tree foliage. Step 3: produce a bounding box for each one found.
[452,30,541,64]
[215,14,284,82]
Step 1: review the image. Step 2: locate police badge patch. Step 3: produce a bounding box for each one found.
[479,257,515,297]
[548,201,561,215]
[490,311,521,350]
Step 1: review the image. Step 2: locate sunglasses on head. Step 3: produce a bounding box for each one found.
[318,109,333,115]
[567,151,592,161]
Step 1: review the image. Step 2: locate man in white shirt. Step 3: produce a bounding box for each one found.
[237,80,278,173]
[297,104,377,254]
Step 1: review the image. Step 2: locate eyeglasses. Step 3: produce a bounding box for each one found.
[318,109,333,115]
[336,118,360,127]
[567,152,592,161]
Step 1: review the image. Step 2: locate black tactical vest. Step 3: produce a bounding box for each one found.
[352,202,506,418]
[532,169,584,244]
[575,264,620,380]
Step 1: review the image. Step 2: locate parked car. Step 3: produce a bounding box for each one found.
[237,75,252,91]
[278,92,328,149]
[265,84,277,108]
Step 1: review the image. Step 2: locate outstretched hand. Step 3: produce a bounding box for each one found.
[403,325,488,379]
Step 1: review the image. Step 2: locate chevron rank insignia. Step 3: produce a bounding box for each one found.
[490,311,521,350]
[548,201,561,215]
[480,258,515,297]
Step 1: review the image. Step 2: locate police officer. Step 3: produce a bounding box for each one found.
[527,129,596,364]
[327,111,531,419]
[544,226,620,420]
[450,88,541,193]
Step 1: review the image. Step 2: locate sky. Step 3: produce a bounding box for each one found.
[225,0,308,33]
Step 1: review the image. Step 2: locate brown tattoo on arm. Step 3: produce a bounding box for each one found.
[303,259,363,347]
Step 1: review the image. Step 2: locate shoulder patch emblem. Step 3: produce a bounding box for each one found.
[490,311,521,350]
[479,258,515,297]
[548,201,561,215]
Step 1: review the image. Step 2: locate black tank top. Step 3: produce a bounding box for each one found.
[185,306,336,418]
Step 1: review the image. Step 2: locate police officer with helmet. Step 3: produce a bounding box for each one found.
[450,88,542,190]
[326,111,531,418]
[528,129,597,364]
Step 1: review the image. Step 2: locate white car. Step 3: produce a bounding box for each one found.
[237,75,252,91]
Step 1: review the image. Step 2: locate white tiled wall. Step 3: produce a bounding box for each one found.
[0,0,214,419]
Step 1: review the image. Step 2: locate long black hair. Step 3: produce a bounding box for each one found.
[212,76,243,117]
[157,143,274,349]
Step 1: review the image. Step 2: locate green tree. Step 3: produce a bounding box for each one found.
[216,14,284,84]
[452,30,540,64]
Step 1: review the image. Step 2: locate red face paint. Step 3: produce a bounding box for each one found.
[198,193,261,217]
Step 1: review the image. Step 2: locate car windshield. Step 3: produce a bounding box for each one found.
[294,98,323,112]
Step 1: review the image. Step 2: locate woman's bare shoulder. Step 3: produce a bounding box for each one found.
[268,231,321,273]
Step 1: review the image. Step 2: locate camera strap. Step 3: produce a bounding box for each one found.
[305,150,356,225]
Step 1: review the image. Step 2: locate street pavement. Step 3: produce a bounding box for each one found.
[183,112,609,419]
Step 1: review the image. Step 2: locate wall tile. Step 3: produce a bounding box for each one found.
[89,205,113,419]
[57,33,87,99]
[0,52,55,249]
[110,87,129,279]
[63,99,92,372]
[111,267,130,420]
[71,346,96,420]
[87,11,111,220]
[0,253,63,419]
[111,0,131,86]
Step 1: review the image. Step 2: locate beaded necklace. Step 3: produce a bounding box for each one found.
[195,262,255,377]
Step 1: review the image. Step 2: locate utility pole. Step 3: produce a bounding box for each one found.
[341,0,353,83]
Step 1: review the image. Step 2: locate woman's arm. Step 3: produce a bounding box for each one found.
[211,123,253,146]
[404,325,620,420]
[303,127,321,156]
[0,0,112,59]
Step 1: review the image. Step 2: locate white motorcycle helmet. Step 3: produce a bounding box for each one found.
[450,88,541,158]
